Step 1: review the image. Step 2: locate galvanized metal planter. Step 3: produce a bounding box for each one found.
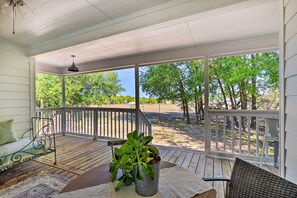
[134,157,161,197]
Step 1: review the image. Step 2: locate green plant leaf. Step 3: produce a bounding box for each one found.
[137,163,144,180]
[142,136,153,146]
[143,163,154,180]
[145,157,153,164]
[147,145,159,155]
[121,143,133,153]
[115,180,123,191]
[114,148,123,157]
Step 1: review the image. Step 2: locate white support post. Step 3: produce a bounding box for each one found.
[135,64,140,132]
[61,76,66,135]
[204,56,211,156]
[278,0,285,178]
[29,57,36,118]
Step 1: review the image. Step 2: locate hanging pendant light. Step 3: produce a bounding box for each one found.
[67,55,79,72]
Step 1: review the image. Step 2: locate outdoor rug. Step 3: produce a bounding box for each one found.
[0,172,70,198]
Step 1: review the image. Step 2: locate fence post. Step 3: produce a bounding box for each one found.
[93,109,98,140]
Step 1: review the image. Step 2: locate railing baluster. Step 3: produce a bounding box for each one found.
[110,111,113,138]
[103,111,106,137]
[72,110,74,133]
[131,112,133,131]
[239,116,242,154]
[231,116,234,153]
[256,116,259,156]
[118,112,121,138]
[84,110,86,135]
[247,116,251,155]
[113,111,115,138]
[122,112,125,138]
[223,116,226,152]
[99,111,102,136]
[215,116,219,151]
[106,111,108,137]
[126,112,129,134]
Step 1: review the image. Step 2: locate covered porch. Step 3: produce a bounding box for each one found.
[1,0,294,197]
[31,0,279,164]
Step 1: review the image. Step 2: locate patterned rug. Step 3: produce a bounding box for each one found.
[0,172,70,198]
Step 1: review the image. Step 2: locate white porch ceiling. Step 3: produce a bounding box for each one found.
[0,0,171,46]
[0,0,279,74]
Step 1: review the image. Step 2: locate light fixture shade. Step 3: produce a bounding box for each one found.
[67,62,79,72]
[68,55,79,72]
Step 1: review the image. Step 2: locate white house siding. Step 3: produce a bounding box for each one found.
[281,0,297,183]
[0,41,32,138]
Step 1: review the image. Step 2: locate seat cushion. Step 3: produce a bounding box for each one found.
[0,139,33,157]
[0,119,17,146]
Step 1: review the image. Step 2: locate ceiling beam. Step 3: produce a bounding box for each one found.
[28,0,249,57]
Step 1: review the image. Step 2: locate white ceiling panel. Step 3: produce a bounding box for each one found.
[0,0,172,46]
[188,1,278,45]
[84,23,194,59]
[36,1,278,70]
[87,0,171,19]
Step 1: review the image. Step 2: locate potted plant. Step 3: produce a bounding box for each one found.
[109,130,160,196]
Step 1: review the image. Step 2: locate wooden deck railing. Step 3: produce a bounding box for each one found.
[208,110,279,159]
[36,107,152,139]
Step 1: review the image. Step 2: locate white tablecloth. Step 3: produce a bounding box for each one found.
[55,166,216,198]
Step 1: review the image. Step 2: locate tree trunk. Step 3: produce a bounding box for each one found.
[182,100,186,118]
[217,78,228,109]
[231,86,238,108]
[240,81,248,131]
[227,85,236,109]
[172,64,191,124]
[184,98,191,124]
[194,88,199,124]
[199,97,204,120]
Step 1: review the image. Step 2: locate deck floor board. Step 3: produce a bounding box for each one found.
[0,135,279,198]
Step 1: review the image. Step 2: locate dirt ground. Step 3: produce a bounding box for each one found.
[104,104,206,151]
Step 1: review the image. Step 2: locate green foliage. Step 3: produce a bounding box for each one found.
[140,52,279,111]
[209,52,279,109]
[36,74,62,108]
[65,72,125,106]
[109,130,160,191]
[140,61,204,103]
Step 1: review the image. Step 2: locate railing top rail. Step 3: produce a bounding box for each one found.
[36,107,136,113]
[208,109,279,117]
[139,110,151,127]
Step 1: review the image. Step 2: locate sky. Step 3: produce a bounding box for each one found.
[114,68,148,97]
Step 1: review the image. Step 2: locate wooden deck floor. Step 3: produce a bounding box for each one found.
[0,135,278,198]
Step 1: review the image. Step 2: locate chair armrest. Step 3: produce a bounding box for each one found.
[107,139,127,146]
[202,178,230,182]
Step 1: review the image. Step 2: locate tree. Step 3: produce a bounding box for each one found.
[36,72,125,108]
[140,61,204,124]
[140,63,192,123]
[36,74,62,108]
[65,72,125,106]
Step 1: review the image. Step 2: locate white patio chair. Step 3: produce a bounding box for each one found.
[260,118,279,167]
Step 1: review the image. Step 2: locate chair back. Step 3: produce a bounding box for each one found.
[228,158,297,198]
[264,118,279,138]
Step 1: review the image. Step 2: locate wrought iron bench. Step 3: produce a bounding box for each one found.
[0,117,57,172]
[203,158,297,198]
